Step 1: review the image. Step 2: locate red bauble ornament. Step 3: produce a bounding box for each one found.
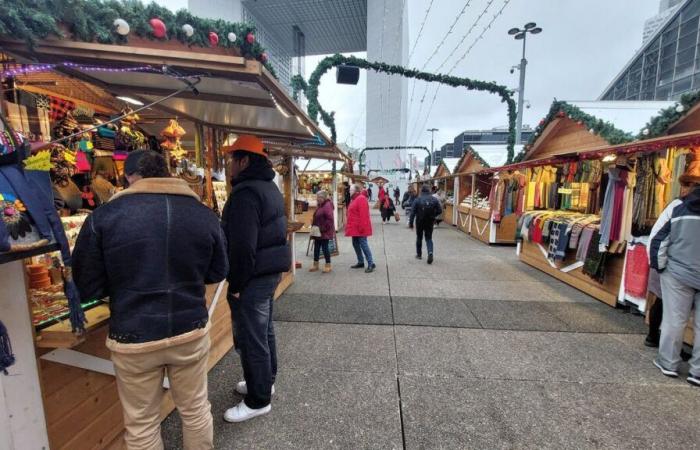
[556,111,566,118]
[209,32,219,46]
[261,52,268,63]
[149,18,166,38]
[246,33,255,44]
[539,119,545,126]
[577,120,583,125]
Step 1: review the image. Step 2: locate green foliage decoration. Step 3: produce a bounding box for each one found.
[0,0,277,76]
[513,100,635,163]
[639,90,700,139]
[291,74,336,142]
[293,54,517,163]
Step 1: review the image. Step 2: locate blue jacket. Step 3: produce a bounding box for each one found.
[222,163,291,294]
[410,192,443,225]
[649,186,700,289]
[73,178,228,344]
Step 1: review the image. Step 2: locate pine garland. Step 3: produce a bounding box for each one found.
[291,75,336,142]
[513,100,635,163]
[639,90,700,139]
[0,0,276,76]
[293,54,517,163]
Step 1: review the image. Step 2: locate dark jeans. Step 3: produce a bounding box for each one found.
[352,236,374,265]
[313,239,331,263]
[648,296,663,341]
[416,220,434,257]
[228,274,280,409]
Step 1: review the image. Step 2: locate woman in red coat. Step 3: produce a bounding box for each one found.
[309,190,335,273]
[345,183,376,273]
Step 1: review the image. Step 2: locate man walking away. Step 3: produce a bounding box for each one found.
[411,184,442,264]
[221,135,291,421]
[394,186,401,206]
[73,150,228,450]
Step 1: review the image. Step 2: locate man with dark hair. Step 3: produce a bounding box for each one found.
[73,150,228,449]
[221,135,291,422]
[410,184,442,264]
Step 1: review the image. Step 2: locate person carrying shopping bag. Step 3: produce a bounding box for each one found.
[309,190,335,273]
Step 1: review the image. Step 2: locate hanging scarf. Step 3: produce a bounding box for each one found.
[0,319,15,374]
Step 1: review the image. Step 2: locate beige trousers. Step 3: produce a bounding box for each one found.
[111,334,213,450]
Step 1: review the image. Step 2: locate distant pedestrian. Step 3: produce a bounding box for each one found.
[649,159,700,387]
[309,190,334,273]
[402,186,417,228]
[346,183,376,273]
[393,186,401,205]
[411,184,442,264]
[381,196,396,223]
[433,189,446,227]
[367,185,373,201]
[343,181,351,208]
[378,183,385,205]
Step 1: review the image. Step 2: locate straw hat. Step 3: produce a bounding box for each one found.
[679,146,700,186]
[221,134,266,157]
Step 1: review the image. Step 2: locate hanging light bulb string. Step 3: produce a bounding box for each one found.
[0,62,165,79]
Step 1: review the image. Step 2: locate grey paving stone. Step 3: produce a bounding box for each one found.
[400,375,700,450]
[163,358,403,449]
[274,293,392,325]
[276,321,397,373]
[392,296,481,328]
[465,299,570,331]
[542,302,648,334]
[395,326,676,384]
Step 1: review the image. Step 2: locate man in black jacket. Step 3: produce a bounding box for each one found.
[410,184,442,264]
[73,150,228,450]
[221,135,291,423]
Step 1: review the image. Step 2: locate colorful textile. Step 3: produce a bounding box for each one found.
[49,97,76,121]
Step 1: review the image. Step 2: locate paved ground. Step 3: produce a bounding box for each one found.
[163,211,700,449]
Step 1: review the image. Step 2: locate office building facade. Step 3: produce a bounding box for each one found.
[601,0,700,101]
[449,128,534,159]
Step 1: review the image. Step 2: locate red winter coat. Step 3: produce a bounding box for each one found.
[345,192,373,237]
[312,199,335,240]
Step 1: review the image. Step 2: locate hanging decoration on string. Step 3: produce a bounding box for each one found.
[208,32,219,46]
[113,18,130,36]
[182,23,194,37]
[149,18,167,38]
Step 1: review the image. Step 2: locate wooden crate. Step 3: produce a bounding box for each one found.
[519,240,622,307]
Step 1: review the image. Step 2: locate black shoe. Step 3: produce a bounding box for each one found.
[427,253,433,265]
[688,373,700,387]
[644,335,659,348]
[351,263,365,269]
[415,255,422,260]
[365,264,376,273]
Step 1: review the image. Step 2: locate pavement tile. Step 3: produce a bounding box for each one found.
[274,293,393,325]
[275,321,397,373]
[465,299,570,331]
[395,326,676,384]
[400,375,700,450]
[392,296,481,328]
[163,356,403,450]
[542,302,648,334]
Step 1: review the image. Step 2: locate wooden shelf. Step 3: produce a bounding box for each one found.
[0,243,60,265]
[36,304,111,349]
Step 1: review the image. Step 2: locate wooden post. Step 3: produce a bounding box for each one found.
[469,174,476,234]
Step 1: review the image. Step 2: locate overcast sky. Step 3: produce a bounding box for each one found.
[158,0,660,153]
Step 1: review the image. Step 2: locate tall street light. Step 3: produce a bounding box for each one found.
[427,127,438,171]
[508,22,542,145]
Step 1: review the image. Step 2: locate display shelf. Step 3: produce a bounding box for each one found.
[36,304,111,349]
[0,243,60,265]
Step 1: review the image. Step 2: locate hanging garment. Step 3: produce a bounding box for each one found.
[583,231,608,282]
[670,148,689,200]
[608,169,628,244]
[576,226,595,262]
[598,167,623,250]
[623,243,650,298]
[653,155,672,217]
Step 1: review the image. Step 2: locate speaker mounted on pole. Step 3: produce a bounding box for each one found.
[336,65,360,85]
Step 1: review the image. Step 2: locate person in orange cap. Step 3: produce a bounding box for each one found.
[220,135,291,421]
[649,146,700,387]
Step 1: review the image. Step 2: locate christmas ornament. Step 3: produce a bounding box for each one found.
[182,24,194,37]
[261,52,268,63]
[642,128,650,136]
[556,110,565,118]
[589,128,595,134]
[539,119,545,126]
[149,18,166,38]
[577,120,583,125]
[246,32,255,44]
[676,103,685,113]
[209,32,219,46]
[227,32,237,42]
[113,18,130,36]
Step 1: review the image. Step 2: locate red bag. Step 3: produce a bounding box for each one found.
[624,243,649,298]
[75,151,91,173]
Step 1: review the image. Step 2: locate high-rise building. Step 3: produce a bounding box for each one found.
[644,0,684,44]
[188,0,408,172]
[601,0,700,101]
[450,127,534,159]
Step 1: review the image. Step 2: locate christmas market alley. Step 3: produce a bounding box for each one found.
[161,210,700,449]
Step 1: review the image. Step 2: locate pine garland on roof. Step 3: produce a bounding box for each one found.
[639,90,700,139]
[0,0,277,76]
[513,100,635,163]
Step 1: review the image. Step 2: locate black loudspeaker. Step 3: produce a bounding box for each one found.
[336,65,360,85]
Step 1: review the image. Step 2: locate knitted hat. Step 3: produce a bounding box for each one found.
[679,146,700,186]
[222,134,266,157]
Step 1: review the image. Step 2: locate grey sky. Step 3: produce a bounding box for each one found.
[158,0,659,153]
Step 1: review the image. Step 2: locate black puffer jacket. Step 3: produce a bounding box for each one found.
[222,162,291,293]
[73,178,228,344]
[410,191,443,224]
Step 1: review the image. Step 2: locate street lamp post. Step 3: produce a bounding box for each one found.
[508,22,542,145]
[427,127,438,172]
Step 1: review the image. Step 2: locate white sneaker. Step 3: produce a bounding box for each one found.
[235,381,275,396]
[223,401,271,423]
